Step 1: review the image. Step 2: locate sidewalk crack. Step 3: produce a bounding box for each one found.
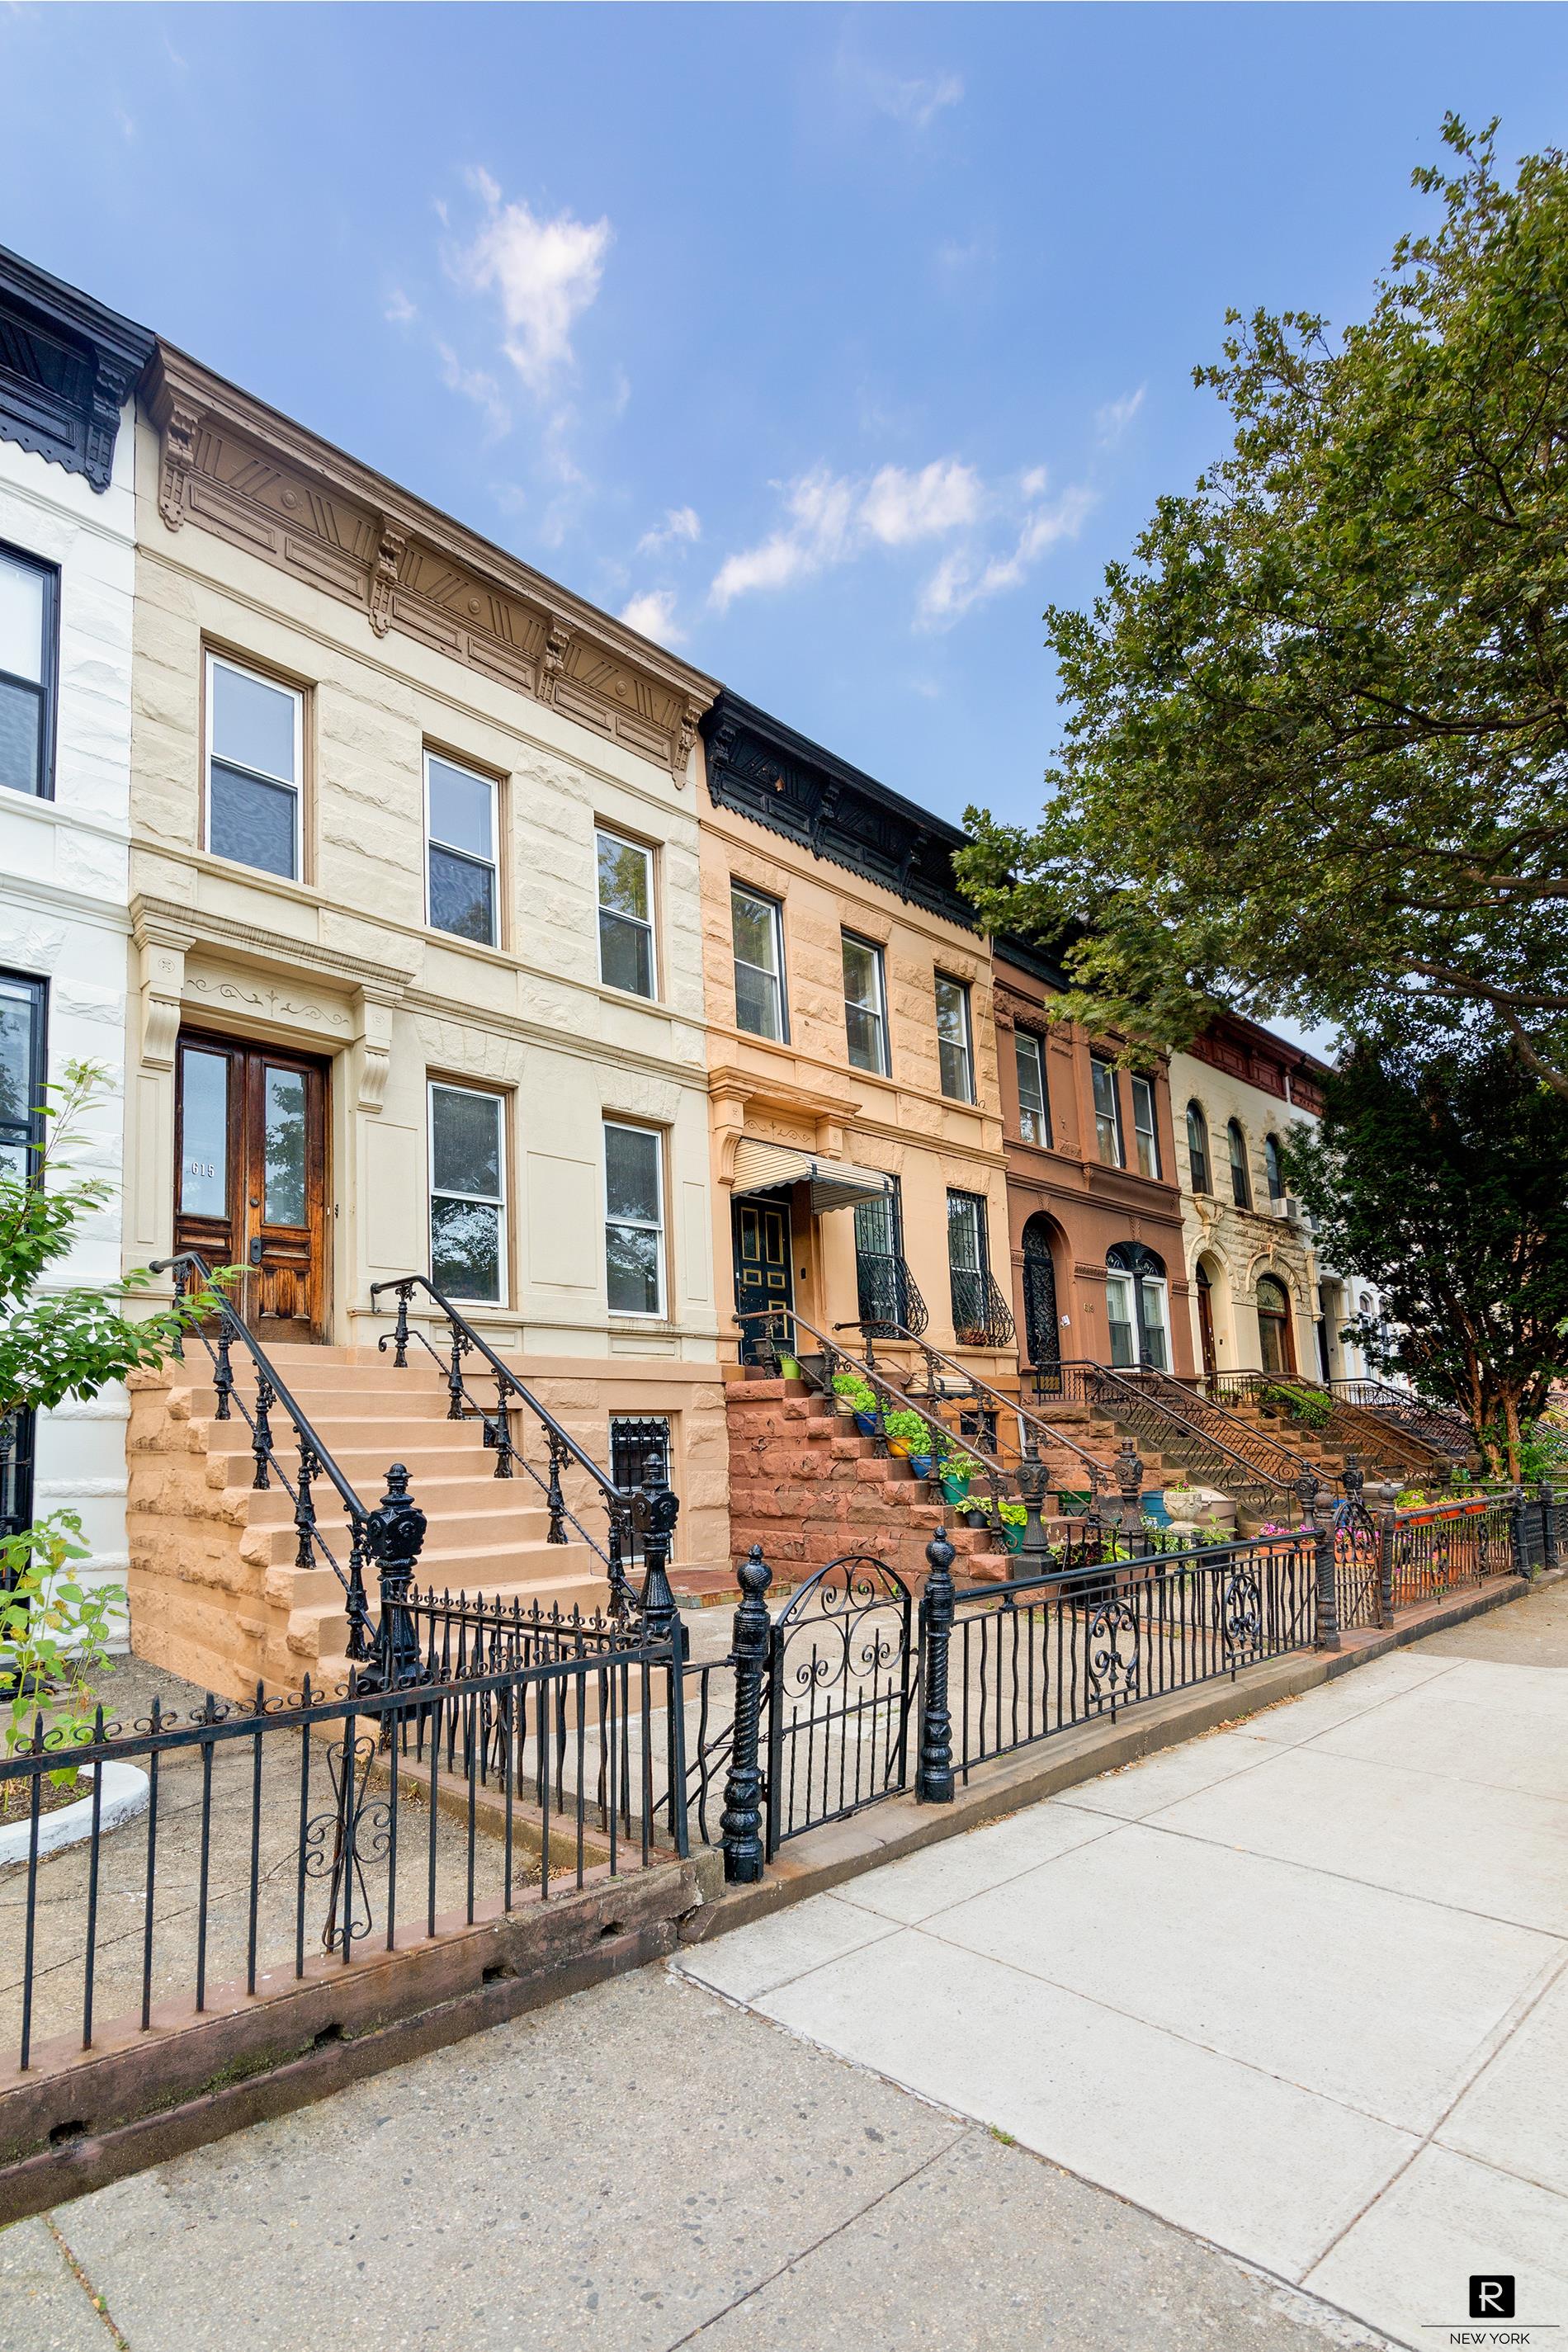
[45,2213,133,2351]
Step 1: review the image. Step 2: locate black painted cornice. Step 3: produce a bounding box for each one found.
[0,245,154,492]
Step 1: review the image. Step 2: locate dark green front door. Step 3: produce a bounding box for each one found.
[734,1197,793,1361]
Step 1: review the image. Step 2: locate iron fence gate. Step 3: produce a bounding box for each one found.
[764,1554,917,1854]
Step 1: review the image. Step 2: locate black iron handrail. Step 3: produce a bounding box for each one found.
[153,1249,380,1663]
[1194,1367,1454,1478]
[839,1316,1110,1504]
[367,1274,678,1627]
[1327,1377,1474,1457]
[1032,1357,1319,1510]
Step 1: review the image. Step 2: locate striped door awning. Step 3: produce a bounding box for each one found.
[730,1140,891,1215]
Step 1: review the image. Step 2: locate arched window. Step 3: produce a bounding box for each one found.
[1257,1273,1295,1376]
[1227,1119,1251,1210]
[1185,1102,1211,1193]
[1264,1134,1283,1202]
[1105,1242,1169,1372]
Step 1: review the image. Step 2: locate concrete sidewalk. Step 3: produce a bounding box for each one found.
[4,1584,1563,2352]
[676,1579,1568,2350]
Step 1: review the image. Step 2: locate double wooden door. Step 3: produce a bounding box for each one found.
[175,1031,328,1339]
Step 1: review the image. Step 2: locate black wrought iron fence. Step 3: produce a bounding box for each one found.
[0,1634,687,2078]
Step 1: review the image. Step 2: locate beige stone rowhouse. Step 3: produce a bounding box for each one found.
[123,342,726,1692]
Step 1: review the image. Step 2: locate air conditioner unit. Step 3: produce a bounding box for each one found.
[1277,1196,1306,1225]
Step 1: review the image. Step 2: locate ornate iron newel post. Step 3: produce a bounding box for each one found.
[1369,1477,1400,1626]
[1311,1480,1340,1651]
[916,1526,957,1804]
[1114,1440,1145,1546]
[1508,1483,1531,1579]
[720,1545,773,1882]
[1541,1478,1561,1575]
[360,1462,428,1692]
[1015,1443,1051,1565]
[633,1444,682,1643]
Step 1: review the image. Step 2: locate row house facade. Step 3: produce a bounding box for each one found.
[992,936,1194,1385]
[700,692,1013,1380]
[0,246,153,1620]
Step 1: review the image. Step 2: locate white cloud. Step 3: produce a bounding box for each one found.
[711,460,979,611]
[385,288,417,327]
[917,485,1095,628]
[1095,386,1146,447]
[867,66,964,130]
[437,342,510,442]
[637,505,701,557]
[620,588,684,645]
[450,170,612,394]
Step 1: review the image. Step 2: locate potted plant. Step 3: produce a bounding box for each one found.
[938,1451,981,1506]
[882,1408,936,1475]
[831,1370,880,1433]
[990,1498,1027,1552]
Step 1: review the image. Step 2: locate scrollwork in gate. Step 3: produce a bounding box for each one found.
[776,1553,911,1699]
[1086,1596,1141,1707]
[1220,1564,1263,1660]
[768,1551,917,1839]
[304,1731,391,1954]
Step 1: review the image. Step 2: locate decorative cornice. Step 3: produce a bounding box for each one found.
[130,894,415,996]
[701,690,976,928]
[144,343,718,777]
[0,243,154,492]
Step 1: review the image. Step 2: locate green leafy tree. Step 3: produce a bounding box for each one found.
[1281,1037,1568,1476]
[0,1060,224,1768]
[958,118,1568,1093]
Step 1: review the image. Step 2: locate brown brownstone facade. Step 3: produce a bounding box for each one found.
[994,938,1193,1382]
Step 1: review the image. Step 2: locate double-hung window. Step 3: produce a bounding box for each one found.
[1129,1073,1160,1178]
[934,974,973,1103]
[426,752,498,946]
[1186,1102,1211,1193]
[1264,1134,1284,1203]
[841,933,889,1075]
[597,829,655,997]
[205,653,302,880]
[604,1122,665,1316]
[1090,1056,1124,1166]
[1228,1119,1252,1209]
[0,545,56,799]
[1014,1031,1050,1146]
[428,1082,506,1303]
[731,885,786,1041]
[947,1189,991,1344]
[0,973,46,1185]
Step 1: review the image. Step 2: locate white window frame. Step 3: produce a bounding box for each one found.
[424,749,499,948]
[204,650,304,881]
[1013,1030,1050,1147]
[934,973,974,1103]
[596,825,657,999]
[1090,1056,1124,1167]
[603,1118,666,1320]
[427,1079,508,1307]
[841,931,890,1076]
[730,883,787,1042]
[1129,1072,1160,1178]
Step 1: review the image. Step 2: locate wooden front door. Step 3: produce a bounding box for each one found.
[175,1031,328,1339]
[733,1196,793,1363]
[1197,1266,1218,1381]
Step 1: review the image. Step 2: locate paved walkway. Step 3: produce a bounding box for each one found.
[676,1580,1568,2350]
[2,1581,1562,2351]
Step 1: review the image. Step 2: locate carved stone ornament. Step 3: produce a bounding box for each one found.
[158,399,204,531]
[368,522,408,639]
[541,619,574,705]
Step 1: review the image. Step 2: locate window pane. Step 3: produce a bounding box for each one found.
[0,555,45,685]
[431,1196,500,1301]
[598,834,649,922]
[842,936,876,1008]
[1131,1075,1159,1177]
[854,1193,896,1259]
[0,678,43,796]
[600,908,653,996]
[734,959,782,1040]
[263,1066,307,1226]
[427,756,494,859]
[730,889,779,974]
[1106,1273,1136,1367]
[1187,1106,1210,1192]
[211,664,296,783]
[431,1087,501,1200]
[429,844,496,945]
[1015,1033,1048,1145]
[947,1193,982,1272]
[845,1003,883,1073]
[179,1049,229,1216]
[606,1222,661,1315]
[209,763,297,877]
[1140,1282,1169,1370]
[605,1123,659,1224]
[0,985,36,1141]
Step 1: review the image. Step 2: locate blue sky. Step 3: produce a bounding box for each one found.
[2,3,1565,837]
